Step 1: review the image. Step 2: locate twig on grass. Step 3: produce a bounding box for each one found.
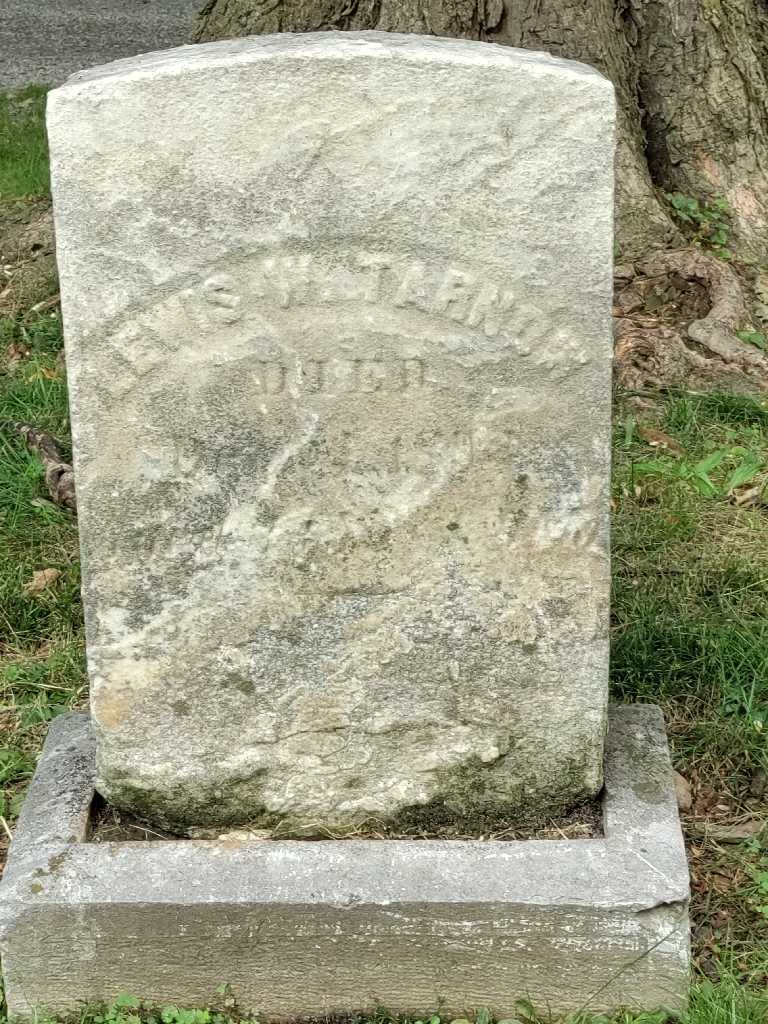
[1,420,76,511]
[22,293,60,320]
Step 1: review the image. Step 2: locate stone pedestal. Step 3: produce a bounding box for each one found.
[0,706,689,1021]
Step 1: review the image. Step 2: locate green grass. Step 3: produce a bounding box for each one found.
[2,985,767,1024]
[612,392,768,777]
[0,86,50,199]
[0,313,84,821]
[610,391,768,994]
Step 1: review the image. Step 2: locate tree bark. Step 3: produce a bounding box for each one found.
[193,0,768,263]
[628,0,768,261]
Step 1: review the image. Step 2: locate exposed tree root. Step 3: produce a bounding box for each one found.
[614,248,768,397]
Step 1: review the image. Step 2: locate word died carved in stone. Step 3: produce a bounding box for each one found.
[251,357,427,395]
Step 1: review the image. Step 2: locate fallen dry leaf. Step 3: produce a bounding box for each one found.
[731,484,763,507]
[673,770,693,812]
[22,568,61,596]
[693,785,720,816]
[701,820,766,843]
[711,910,734,930]
[4,342,29,367]
[710,872,736,893]
[613,263,636,284]
[615,282,648,315]
[638,425,686,456]
[698,957,721,981]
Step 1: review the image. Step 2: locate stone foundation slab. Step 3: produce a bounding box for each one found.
[0,705,689,1020]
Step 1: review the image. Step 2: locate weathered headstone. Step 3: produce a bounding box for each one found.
[48,33,614,832]
[4,36,692,1023]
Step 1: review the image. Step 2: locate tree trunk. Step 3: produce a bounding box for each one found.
[192,0,768,263]
[628,0,768,261]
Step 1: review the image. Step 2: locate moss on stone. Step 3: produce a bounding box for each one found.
[387,750,601,834]
[98,767,284,835]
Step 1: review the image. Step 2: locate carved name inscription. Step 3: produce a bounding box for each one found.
[186,252,592,371]
[100,250,593,400]
[198,254,519,338]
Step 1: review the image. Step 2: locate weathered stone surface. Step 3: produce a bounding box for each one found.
[47,33,615,830]
[0,707,690,1021]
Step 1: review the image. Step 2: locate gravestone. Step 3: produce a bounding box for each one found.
[47,33,614,832]
[3,36,692,1022]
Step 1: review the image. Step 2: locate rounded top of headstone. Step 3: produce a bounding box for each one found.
[55,30,613,94]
